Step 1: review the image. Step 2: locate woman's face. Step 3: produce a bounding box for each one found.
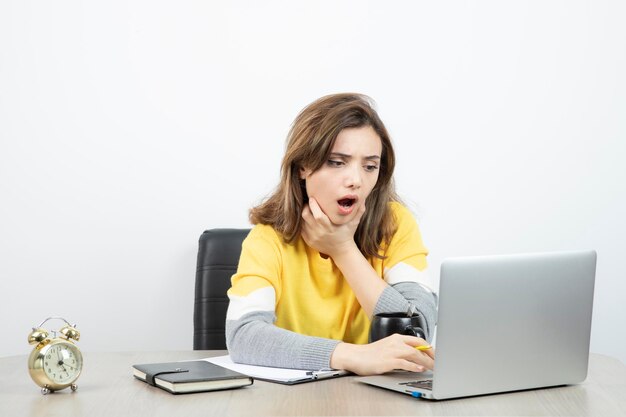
[300,125,382,225]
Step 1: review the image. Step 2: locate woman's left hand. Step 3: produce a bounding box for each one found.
[301,197,365,259]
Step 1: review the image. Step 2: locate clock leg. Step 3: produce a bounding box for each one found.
[71,384,78,392]
[41,386,51,395]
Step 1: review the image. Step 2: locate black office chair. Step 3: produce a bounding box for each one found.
[193,228,250,350]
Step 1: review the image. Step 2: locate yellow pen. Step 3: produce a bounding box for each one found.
[415,345,432,351]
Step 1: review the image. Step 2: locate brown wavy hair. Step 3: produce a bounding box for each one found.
[250,93,399,259]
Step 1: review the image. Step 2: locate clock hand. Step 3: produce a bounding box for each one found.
[55,349,68,372]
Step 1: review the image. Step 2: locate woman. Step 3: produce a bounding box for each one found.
[226,93,437,375]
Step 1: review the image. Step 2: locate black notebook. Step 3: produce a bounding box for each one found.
[132,360,253,394]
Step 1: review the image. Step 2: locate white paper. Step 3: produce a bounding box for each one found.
[203,355,334,383]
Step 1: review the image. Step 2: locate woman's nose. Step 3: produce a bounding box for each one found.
[344,164,362,188]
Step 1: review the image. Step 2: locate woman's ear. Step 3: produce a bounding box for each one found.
[299,166,310,180]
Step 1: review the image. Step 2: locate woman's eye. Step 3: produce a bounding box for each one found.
[327,160,344,167]
[364,165,379,172]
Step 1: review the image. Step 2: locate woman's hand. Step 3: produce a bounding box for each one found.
[301,197,365,259]
[302,196,385,317]
[329,334,435,376]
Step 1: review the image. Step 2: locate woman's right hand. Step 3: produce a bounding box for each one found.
[329,334,435,376]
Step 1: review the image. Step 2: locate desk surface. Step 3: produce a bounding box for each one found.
[1,351,625,417]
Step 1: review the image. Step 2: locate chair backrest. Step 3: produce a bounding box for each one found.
[193,228,250,350]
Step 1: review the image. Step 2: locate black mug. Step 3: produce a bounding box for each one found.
[369,312,426,343]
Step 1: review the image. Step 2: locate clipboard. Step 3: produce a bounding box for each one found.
[204,355,349,385]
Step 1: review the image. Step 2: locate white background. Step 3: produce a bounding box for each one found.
[1,1,625,363]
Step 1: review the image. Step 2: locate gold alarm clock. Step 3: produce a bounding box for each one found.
[27,317,83,395]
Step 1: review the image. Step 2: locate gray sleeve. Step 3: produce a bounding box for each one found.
[373,282,438,342]
[225,311,341,370]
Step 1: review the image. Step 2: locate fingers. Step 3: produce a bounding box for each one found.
[403,336,436,368]
[388,334,435,371]
[300,199,331,250]
[307,197,323,218]
[300,197,361,258]
[415,352,435,371]
[403,335,434,352]
[307,197,332,225]
[422,347,435,360]
[412,343,435,361]
[339,336,435,376]
[392,359,425,373]
[302,198,326,224]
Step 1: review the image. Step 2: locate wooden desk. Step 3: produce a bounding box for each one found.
[1,351,625,416]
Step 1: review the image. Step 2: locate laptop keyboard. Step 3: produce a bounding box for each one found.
[400,379,433,390]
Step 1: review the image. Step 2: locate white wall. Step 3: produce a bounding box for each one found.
[1,1,625,363]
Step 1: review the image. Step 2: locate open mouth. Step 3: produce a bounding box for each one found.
[337,197,357,208]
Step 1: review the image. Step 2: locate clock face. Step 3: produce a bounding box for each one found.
[42,342,82,384]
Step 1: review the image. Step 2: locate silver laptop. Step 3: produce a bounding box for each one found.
[357,250,597,400]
